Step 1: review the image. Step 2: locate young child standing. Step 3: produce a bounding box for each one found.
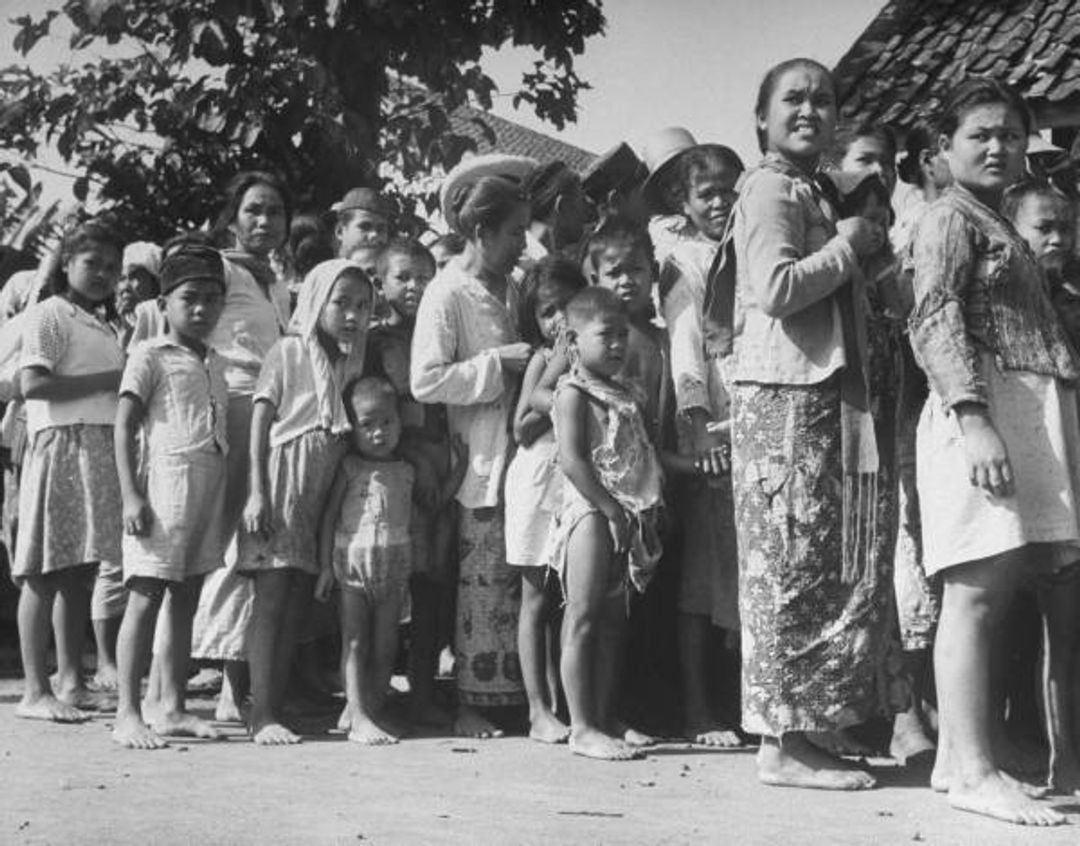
[549,286,664,761]
[910,79,1080,826]
[656,143,745,747]
[316,377,465,744]
[505,256,587,744]
[111,244,229,749]
[14,220,126,722]
[239,258,373,745]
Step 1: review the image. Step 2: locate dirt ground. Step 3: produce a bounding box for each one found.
[1,677,1079,846]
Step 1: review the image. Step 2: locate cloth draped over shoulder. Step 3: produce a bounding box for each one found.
[260,258,368,447]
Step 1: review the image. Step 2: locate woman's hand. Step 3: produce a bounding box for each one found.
[955,404,1014,498]
[836,216,884,258]
[495,342,532,374]
[687,409,730,476]
[314,569,336,603]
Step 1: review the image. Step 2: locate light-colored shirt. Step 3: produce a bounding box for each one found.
[129,259,287,395]
[120,336,228,457]
[661,236,730,420]
[410,259,517,508]
[732,155,857,386]
[20,296,124,436]
[255,335,348,449]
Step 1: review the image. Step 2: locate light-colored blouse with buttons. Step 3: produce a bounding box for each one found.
[731,155,859,386]
[20,295,125,436]
[119,336,229,457]
[410,258,517,510]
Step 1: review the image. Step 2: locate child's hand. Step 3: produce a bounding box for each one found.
[956,405,1014,498]
[496,343,532,374]
[689,413,730,476]
[314,569,336,603]
[836,217,884,258]
[123,493,152,537]
[243,491,272,538]
[606,507,631,555]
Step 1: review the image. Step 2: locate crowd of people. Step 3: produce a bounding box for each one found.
[3,57,1080,828]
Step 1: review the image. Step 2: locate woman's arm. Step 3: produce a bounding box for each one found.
[741,170,862,320]
[554,385,629,553]
[114,394,150,536]
[243,398,276,537]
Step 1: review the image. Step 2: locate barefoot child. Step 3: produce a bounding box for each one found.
[1002,178,1080,794]
[239,258,372,745]
[655,142,745,747]
[506,256,586,744]
[549,286,664,760]
[111,244,229,749]
[14,220,126,722]
[316,377,465,744]
[910,79,1080,826]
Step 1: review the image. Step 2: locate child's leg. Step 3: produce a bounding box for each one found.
[934,549,1063,825]
[274,571,314,712]
[367,590,405,738]
[15,574,88,722]
[112,577,167,749]
[340,589,393,744]
[561,513,638,761]
[1038,576,1080,793]
[248,569,299,744]
[52,566,95,708]
[90,559,125,690]
[152,575,220,740]
[679,611,739,746]
[519,565,568,743]
[217,659,249,723]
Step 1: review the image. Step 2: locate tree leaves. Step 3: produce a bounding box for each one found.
[0,0,604,242]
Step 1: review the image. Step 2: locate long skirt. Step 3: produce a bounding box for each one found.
[455,506,524,706]
[731,378,903,736]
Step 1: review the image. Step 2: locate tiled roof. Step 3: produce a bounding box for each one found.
[834,0,1080,130]
[446,103,597,173]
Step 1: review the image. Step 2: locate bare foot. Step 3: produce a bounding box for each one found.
[408,699,452,729]
[949,771,1065,826]
[337,704,352,732]
[186,667,223,695]
[250,721,302,745]
[348,715,399,746]
[933,764,1048,798]
[690,726,743,748]
[214,694,244,724]
[151,711,223,740]
[569,727,642,761]
[616,723,656,748]
[528,709,570,744]
[87,669,119,693]
[757,735,876,790]
[454,706,503,739]
[806,729,874,758]
[15,694,91,723]
[56,686,112,712]
[890,709,936,764]
[111,712,168,750]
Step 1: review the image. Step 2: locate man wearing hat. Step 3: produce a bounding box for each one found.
[332,187,392,274]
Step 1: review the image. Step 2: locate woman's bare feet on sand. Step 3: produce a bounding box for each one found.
[757,734,876,790]
[947,771,1065,826]
[569,727,643,761]
[689,724,743,748]
[614,722,656,748]
[249,720,302,745]
[454,705,503,739]
[528,709,570,744]
[87,669,119,693]
[111,712,169,750]
[57,686,113,712]
[16,694,91,723]
[931,760,1049,798]
[151,712,223,740]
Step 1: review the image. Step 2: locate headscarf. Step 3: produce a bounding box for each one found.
[288,258,371,436]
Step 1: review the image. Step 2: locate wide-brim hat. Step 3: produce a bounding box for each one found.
[439,153,538,234]
[582,142,647,204]
[640,126,698,215]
